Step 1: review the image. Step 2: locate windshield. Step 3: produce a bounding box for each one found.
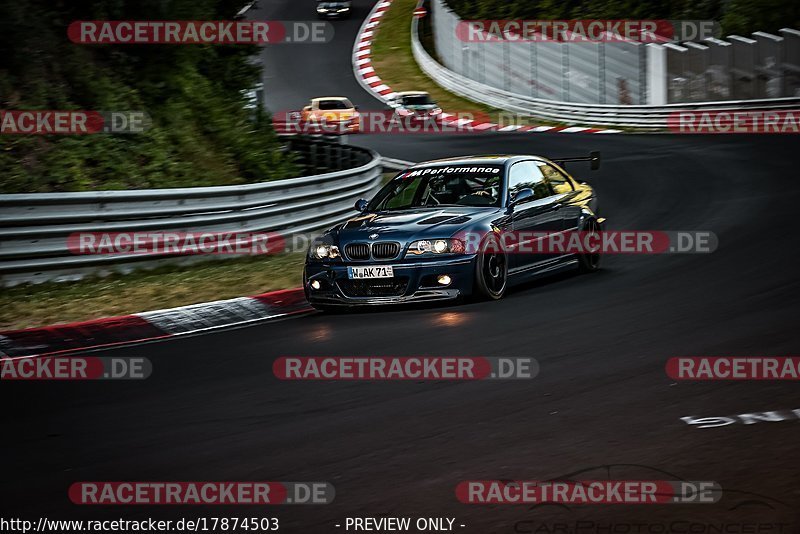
[368,166,503,210]
[402,95,434,106]
[317,99,351,110]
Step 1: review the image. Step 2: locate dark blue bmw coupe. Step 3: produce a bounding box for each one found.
[303,153,603,309]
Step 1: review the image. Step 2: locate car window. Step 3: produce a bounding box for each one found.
[368,167,503,210]
[383,176,425,209]
[402,95,433,106]
[538,162,574,194]
[316,100,350,110]
[508,161,551,202]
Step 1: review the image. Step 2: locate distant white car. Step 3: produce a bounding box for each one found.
[388,91,442,120]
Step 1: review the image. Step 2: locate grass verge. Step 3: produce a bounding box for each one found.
[370,0,554,127]
[0,254,306,331]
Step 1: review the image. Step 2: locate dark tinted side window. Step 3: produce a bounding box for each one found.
[538,162,574,194]
[508,161,551,202]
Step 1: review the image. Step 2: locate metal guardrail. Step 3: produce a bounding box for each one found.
[412,17,800,128]
[380,157,415,171]
[0,137,385,286]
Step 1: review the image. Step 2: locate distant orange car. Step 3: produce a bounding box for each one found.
[301,97,360,134]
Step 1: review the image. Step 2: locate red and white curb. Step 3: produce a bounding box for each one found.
[0,288,311,359]
[352,0,622,134]
[353,0,396,102]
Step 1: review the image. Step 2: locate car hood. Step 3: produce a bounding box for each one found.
[332,207,502,243]
[312,110,356,119]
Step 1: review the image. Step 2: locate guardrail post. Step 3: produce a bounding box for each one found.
[646,44,668,105]
[599,42,606,104]
[730,35,757,99]
[562,42,570,102]
[685,42,710,101]
[704,38,733,100]
[753,32,784,98]
[309,141,318,172]
[780,29,800,97]
[349,146,357,169]
[322,140,330,171]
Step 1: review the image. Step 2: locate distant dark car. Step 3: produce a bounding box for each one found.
[388,91,443,120]
[316,0,351,19]
[304,153,602,309]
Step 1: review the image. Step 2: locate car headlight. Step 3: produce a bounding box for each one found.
[310,243,340,260]
[317,7,329,12]
[406,239,465,256]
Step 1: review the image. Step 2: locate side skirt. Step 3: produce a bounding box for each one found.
[508,255,578,286]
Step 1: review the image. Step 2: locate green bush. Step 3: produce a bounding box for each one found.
[0,0,297,192]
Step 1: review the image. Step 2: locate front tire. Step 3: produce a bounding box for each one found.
[474,234,508,300]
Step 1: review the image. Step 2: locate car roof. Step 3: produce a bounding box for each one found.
[396,91,430,97]
[410,155,545,167]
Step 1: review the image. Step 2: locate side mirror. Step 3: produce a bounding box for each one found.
[590,150,601,170]
[509,188,534,207]
[354,198,368,212]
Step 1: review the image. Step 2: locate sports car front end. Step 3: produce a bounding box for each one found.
[303,213,487,307]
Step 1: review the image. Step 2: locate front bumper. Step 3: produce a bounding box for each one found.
[304,255,476,306]
[395,113,442,123]
[313,118,359,134]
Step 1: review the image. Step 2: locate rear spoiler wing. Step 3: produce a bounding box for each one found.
[554,151,601,171]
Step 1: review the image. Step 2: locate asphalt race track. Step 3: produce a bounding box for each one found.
[3,0,800,531]
[257,0,384,111]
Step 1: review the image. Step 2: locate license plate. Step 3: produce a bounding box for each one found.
[348,266,394,279]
